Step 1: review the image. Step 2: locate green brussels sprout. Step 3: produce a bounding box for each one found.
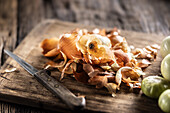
[141,76,170,98]
[161,54,170,81]
[160,36,170,58]
[158,89,170,113]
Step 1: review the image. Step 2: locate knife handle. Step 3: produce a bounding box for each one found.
[34,70,86,110]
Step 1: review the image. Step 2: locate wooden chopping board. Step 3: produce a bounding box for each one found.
[0,19,164,113]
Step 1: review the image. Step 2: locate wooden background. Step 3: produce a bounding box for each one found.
[0,0,170,113]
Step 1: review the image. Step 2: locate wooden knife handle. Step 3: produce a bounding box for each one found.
[34,70,86,110]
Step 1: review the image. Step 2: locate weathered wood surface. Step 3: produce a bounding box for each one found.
[0,0,17,65]
[0,19,164,113]
[0,0,170,112]
[15,0,170,46]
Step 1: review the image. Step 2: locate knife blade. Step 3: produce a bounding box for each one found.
[4,49,85,110]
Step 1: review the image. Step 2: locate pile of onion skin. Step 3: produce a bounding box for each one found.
[40,28,159,96]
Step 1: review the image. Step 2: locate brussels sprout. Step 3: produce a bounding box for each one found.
[158,89,170,113]
[161,54,170,81]
[141,76,170,98]
[160,36,170,58]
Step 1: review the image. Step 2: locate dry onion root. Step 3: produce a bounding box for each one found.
[40,28,159,96]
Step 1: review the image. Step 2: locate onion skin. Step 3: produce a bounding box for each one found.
[114,49,130,65]
[41,38,59,55]
[40,28,160,95]
[108,35,124,47]
[59,34,82,60]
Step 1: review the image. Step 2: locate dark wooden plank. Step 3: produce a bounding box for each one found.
[0,19,164,113]
[49,0,170,35]
[17,0,45,45]
[0,0,17,65]
[16,0,170,48]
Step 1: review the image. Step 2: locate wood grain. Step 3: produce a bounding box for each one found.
[16,0,170,47]
[1,0,170,66]
[17,0,45,45]
[0,19,164,113]
[0,0,17,65]
[32,0,170,35]
[1,0,170,112]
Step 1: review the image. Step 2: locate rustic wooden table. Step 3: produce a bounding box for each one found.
[0,0,170,113]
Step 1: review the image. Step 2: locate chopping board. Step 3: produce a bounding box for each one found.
[0,19,164,113]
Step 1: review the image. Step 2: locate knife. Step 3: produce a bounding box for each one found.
[4,49,85,110]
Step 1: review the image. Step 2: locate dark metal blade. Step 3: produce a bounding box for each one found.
[4,50,38,76]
